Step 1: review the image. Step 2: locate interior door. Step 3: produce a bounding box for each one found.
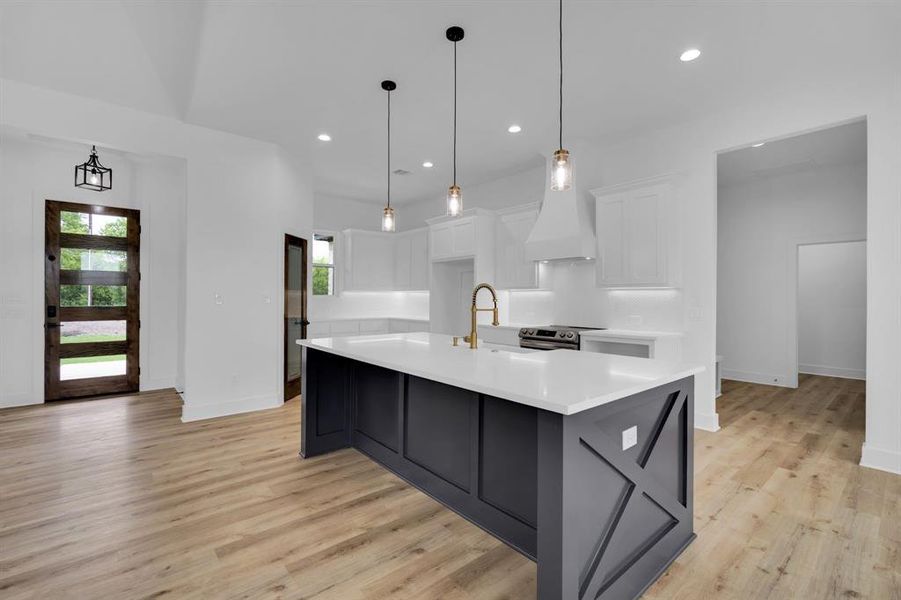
[285,234,308,400]
[45,201,140,400]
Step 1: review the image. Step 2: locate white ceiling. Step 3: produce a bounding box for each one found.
[1,1,896,204]
[717,120,867,187]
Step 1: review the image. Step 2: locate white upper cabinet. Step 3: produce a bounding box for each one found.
[343,227,429,292]
[343,230,396,291]
[428,210,493,262]
[592,178,677,288]
[495,205,540,289]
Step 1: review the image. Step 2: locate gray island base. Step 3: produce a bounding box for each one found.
[301,346,695,600]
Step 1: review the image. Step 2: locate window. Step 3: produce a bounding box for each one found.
[312,233,336,295]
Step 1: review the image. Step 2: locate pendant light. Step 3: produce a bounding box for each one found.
[74,145,112,191]
[381,80,397,232]
[446,26,464,216]
[550,0,572,192]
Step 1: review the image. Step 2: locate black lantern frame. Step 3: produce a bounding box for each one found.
[74,145,112,192]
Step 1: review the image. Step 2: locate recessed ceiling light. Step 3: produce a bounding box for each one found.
[507,124,522,133]
[422,161,434,168]
[317,133,331,142]
[680,48,701,62]
[751,142,765,148]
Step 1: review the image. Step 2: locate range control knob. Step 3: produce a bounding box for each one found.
[566,332,575,338]
[558,331,566,338]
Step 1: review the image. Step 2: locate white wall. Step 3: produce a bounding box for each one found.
[314,193,384,232]
[798,241,866,379]
[717,162,867,386]
[0,135,186,406]
[0,80,315,422]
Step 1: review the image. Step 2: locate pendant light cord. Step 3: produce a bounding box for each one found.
[453,40,457,186]
[558,0,563,151]
[387,88,391,209]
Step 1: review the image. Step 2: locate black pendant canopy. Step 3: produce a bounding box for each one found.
[75,145,112,192]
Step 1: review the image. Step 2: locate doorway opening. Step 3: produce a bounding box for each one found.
[45,201,140,400]
[797,240,866,381]
[715,119,867,430]
[284,234,308,401]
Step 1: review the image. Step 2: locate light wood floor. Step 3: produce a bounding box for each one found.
[0,375,897,599]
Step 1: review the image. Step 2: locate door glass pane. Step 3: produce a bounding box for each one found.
[60,285,126,307]
[60,248,127,271]
[61,321,126,343]
[61,211,127,237]
[60,355,126,380]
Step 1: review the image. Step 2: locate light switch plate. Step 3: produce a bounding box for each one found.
[622,426,638,451]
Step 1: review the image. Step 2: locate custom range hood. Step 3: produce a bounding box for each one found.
[524,153,596,261]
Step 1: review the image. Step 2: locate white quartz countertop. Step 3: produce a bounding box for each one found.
[298,332,703,415]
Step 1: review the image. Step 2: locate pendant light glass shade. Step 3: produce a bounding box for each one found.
[446,185,462,217]
[381,206,396,232]
[550,148,572,191]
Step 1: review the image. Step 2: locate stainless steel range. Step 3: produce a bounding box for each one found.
[518,325,606,351]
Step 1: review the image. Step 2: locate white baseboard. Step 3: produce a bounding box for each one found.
[0,393,43,409]
[695,411,720,432]
[140,377,177,393]
[720,369,793,388]
[799,364,865,380]
[860,443,901,475]
[181,393,283,422]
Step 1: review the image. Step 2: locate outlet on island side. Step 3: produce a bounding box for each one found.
[622,426,638,451]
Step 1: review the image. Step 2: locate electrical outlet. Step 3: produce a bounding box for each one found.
[622,426,638,451]
[215,294,224,305]
[688,307,702,321]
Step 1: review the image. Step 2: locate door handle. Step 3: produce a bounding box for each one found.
[301,319,310,326]
[45,323,60,328]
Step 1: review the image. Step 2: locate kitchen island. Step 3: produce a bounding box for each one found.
[298,332,703,600]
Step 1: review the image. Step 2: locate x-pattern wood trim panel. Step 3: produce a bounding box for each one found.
[537,378,695,600]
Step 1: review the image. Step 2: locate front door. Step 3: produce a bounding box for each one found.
[284,234,308,400]
[45,201,140,400]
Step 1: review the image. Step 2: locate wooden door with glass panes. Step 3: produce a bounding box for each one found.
[45,201,140,400]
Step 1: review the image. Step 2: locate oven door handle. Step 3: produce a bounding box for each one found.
[520,339,577,351]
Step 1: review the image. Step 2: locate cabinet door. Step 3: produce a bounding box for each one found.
[496,210,539,289]
[348,233,395,290]
[451,218,476,256]
[394,234,412,290]
[430,223,453,260]
[596,193,627,285]
[626,188,666,284]
[409,229,429,289]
